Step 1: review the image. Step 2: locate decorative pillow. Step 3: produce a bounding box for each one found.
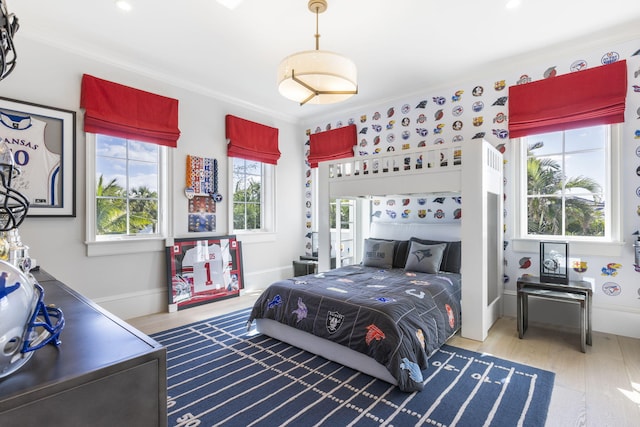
[392,240,410,268]
[442,241,462,273]
[362,239,395,268]
[368,239,410,268]
[410,237,461,274]
[404,241,447,274]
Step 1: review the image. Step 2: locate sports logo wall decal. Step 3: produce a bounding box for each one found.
[570,59,588,71]
[602,282,621,296]
[493,96,508,106]
[452,90,464,102]
[572,260,588,273]
[516,74,532,85]
[601,263,621,276]
[544,66,557,78]
[601,51,620,64]
[519,257,532,269]
[433,96,446,105]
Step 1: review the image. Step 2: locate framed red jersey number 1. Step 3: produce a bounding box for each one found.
[165,235,244,310]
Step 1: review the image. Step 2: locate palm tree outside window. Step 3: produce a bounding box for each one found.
[522,125,611,239]
[95,135,160,236]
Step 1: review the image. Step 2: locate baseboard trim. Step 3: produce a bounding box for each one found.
[95,265,291,320]
[502,290,640,339]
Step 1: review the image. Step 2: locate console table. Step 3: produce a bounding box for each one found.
[517,275,593,353]
[0,269,167,427]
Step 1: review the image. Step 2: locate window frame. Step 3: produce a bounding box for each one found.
[511,124,623,256]
[85,133,170,256]
[227,157,276,243]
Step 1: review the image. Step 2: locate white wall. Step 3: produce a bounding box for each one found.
[2,37,305,319]
[299,36,640,340]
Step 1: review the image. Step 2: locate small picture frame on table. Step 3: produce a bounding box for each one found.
[540,241,569,284]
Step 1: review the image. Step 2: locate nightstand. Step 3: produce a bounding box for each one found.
[292,259,317,276]
[517,276,593,353]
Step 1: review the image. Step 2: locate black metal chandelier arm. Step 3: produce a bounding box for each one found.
[0,0,19,82]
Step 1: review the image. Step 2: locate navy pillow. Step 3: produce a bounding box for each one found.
[392,240,410,268]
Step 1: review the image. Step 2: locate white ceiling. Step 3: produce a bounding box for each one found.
[9,0,640,123]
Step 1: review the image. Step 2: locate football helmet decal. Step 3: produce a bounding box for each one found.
[0,260,64,379]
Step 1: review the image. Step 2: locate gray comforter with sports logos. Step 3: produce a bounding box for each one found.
[247,265,461,392]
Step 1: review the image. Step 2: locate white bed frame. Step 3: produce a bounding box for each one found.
[255,140,503,387]
[317,140,504,342]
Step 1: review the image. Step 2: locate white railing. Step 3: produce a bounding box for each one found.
[325,145,462,182]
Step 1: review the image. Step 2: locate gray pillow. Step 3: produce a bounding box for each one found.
[362,239,395,268]
[410,238,461,273]
[404,241,447,274]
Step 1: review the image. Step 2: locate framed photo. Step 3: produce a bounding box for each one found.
[165,235,244,310]
[0,97,76,217]
[540,241,569,284]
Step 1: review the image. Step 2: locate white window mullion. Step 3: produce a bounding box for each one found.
[513,124,622,256]
[85,133,167,256]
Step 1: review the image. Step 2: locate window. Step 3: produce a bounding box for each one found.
[231,157,274,233]
[95,134,161,236]
[517,124,621,244]
[86,133,168,255]
[330,198,356,266]
[329,199,351,230]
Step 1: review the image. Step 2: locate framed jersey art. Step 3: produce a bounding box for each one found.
[165,235,244,310]
[0,97,76,216]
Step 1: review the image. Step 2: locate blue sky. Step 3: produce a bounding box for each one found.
[526,125,606,196]
[96,135,159,193]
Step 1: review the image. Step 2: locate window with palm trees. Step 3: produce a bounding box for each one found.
[232,157,264,231]
[95,135,160,236]
[522,125,610,239]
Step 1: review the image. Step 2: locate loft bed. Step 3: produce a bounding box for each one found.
[317,139,504,341]
[249,140,503,392]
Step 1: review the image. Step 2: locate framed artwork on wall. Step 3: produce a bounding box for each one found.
[165,235,244,310]
[0,96,76,217]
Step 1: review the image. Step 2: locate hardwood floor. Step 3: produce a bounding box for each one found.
[127,291,640,427]
[449,318,640,427]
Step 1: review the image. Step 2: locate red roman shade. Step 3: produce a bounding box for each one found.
[80,74,181,147]
[308,125,357,168]
[226,115,280,165]
[508,60,627,138]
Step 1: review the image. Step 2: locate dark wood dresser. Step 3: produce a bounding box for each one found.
[0,269,167,427]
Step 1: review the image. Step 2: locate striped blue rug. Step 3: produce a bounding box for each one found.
[151,308,554,426]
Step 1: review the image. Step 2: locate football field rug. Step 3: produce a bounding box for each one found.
[151,308,555,426]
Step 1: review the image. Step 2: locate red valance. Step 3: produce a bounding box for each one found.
[508,60,627,138]
[80,74,180,147]
[308,125,357,168]
[226,115,280,165]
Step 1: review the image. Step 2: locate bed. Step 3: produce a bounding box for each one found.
[249,235,462,392]
[249,140,503,392]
